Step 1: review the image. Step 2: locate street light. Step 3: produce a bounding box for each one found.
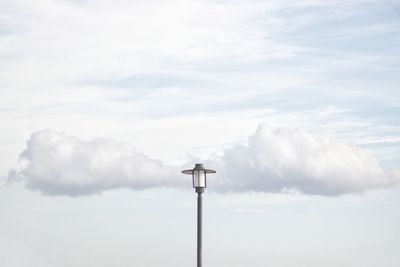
[182,163,216,267]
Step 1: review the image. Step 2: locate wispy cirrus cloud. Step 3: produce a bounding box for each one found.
[1,0,399,191]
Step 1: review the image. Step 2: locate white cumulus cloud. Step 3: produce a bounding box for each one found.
[220,124,396,195]
[9,130,182,196]
[9,125,398,196]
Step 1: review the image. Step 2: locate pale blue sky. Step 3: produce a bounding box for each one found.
[1,0,399,266]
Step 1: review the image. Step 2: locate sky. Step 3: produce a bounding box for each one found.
[0,0,400,266]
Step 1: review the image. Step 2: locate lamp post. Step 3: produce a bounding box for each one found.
[182,163,216,267]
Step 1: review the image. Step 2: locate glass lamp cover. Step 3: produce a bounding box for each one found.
[193,169,206,188]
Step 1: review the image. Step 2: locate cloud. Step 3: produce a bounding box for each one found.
[8,130,182,196]
[390,167,400,181]
[220,124,396,195]
[9,125,399,196]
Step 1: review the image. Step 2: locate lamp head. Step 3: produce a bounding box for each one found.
[182,163,216,193]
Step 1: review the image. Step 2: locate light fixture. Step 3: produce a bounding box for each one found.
[182,163,216,192]
[182,163,216,267]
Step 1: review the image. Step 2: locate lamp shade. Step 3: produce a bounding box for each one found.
[182,163,216,191]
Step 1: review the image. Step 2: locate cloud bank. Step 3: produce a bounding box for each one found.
[221,125,395,195]
[9,130,180,196]
[9,125,398,196]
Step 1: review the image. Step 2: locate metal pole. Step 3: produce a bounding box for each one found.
[197,192,202,267]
